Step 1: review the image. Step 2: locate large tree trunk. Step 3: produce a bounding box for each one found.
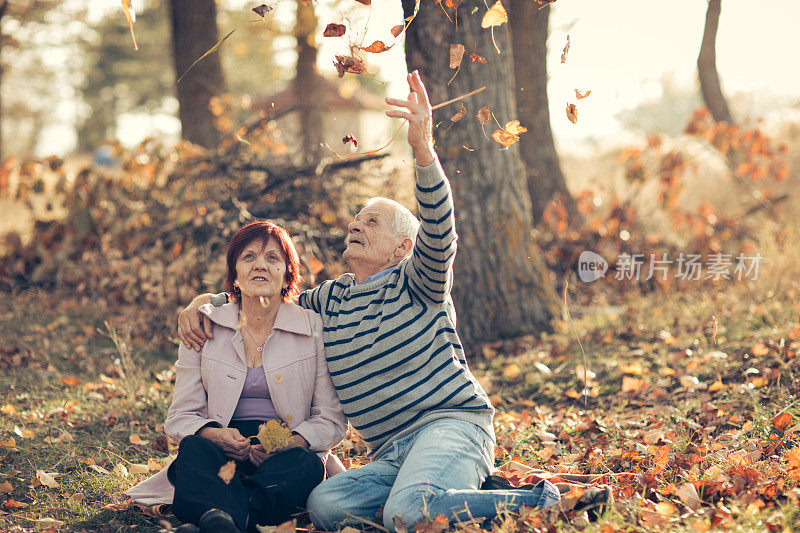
[293,0,325,164]
[509,0,574,224]
[169,0,226,148]
[402,0,558,347]
[698,0,733,124]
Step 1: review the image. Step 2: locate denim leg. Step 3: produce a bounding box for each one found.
[382,419,560,531]
[307,455,399,530]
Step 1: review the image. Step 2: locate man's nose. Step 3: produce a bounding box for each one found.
[348,220,362,232]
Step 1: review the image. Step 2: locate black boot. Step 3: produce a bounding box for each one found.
[198,509,242,533]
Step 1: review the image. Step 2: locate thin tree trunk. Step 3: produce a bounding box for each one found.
[509,0,574,224]
[0,0,7,161]
[292,0,324,164]
[401,0,558,347]
[169,0,226,148]
[698,0,733,124]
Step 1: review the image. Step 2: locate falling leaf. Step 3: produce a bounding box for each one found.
[35,470,59,488]
[451,104,466,123]
[449,44,465,69]
[256,420,293,453]
[334,55,366,77]
[354,0,371,5]
[566,103,578,124]
[307,256,324,275]
[360,40,392,53]
[445,0,462,8]
[177,28,237,84]
[561,34,570,63]
[218,460,236,484]
[492,120,527,147]
[481,0,508,28]
[120,0,138,51]
[129,433,150,446]
[342,135,359,148]
[774,412,794,431]
[476,106,491,125]
[391,24,404,37]
[575,89,591,100]
[252,4,273,17]
[470,53,487,63]
[323,23,346,37]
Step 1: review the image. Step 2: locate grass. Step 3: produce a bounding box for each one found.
[1,267,800,531]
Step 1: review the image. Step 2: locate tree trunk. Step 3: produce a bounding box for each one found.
[0,0,7,161]
[402,0,558,347]
[169,0,226,148]
[509,0,574,224]
[698,0,733,124]
[293,0,325,164]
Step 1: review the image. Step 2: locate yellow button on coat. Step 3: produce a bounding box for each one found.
[274,374,284,384]
[285,414,294,423]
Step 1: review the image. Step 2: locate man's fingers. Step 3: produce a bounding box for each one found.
[409,70,431,108]
[202,316,213,339]
[386,110,413,121]
[385,97,416,110]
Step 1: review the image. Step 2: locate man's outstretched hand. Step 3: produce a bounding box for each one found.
[386,70,436,167]
[177,294,214,351]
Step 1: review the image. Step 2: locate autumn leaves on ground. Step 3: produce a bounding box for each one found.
[1,240,800,532]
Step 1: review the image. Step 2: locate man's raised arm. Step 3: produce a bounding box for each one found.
[386,71,456,304]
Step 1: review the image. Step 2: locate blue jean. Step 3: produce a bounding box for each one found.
[307,419,560,531]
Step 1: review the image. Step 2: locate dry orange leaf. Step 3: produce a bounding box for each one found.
[307,255,324,275]
[470,53,487,63]
[451,104,466,123]
[774,412,794,431]
[342,135,358,148]
[360,40,392,53]
[445,0,462,8]
[708,380,725,392]
[0,436,16,448]
[218,460,236,484]
[354,0,371,4]
[256,420,293,453]
[481,0,508,28]
[391,24,404,37]
[334,55,366,77]
[575,89,591,100]
[476,106,491,125]
[566,103,578,124]
[129,433,150,446]
[561,34,570,63]
[2,499,27,509]
[323,23,346,37]
[492,120,527,147]
[449,44,465,69]
[786,447,800,469]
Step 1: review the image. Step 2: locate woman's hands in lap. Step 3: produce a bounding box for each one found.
[198,427,251,461]
[248,434,310,467]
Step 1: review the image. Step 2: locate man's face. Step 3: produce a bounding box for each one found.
[343,203,403,274]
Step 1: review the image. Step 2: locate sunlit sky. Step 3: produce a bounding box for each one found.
[37,0,800,156]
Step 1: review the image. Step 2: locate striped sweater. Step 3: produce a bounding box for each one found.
[298,158,495,457]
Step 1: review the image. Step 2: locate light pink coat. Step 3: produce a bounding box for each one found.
[125,302,348,506]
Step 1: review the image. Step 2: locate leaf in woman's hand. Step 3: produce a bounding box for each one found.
[256,420,293,453]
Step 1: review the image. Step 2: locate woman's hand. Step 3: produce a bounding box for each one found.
[198,427,250,461]
[249,434,310,467]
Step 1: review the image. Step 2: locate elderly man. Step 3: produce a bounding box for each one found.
[178,71,564,530]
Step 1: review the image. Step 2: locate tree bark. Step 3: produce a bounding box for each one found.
[292,0,325,164]
[402,0,558,347]
[698,0,733,124]
[169,0,227,148]
[509,0,574,224]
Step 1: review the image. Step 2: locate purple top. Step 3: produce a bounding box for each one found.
[231,366,279,421]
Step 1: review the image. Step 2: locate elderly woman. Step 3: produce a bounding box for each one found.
[126,221,347,533]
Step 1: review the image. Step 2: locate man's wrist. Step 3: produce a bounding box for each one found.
[413,144,436,167]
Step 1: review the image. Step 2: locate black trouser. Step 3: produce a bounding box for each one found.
[167,420,324,532]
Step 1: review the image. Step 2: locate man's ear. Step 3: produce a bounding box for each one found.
[394,237,414,260]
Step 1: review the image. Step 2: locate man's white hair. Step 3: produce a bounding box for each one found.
[365,197,420,241]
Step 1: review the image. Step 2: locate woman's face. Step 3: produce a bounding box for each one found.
[234,237,289,302]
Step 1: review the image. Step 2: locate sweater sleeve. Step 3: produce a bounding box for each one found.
[407,157,457,304]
